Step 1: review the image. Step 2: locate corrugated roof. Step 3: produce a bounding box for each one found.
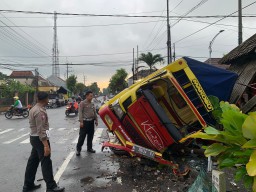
[219,33,256,64]
[47,75,70,92]
[9,71,34,78]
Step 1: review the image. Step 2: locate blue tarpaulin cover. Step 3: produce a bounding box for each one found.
[183,57,238,101]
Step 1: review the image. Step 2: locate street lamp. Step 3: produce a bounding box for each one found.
[209,30,224,64]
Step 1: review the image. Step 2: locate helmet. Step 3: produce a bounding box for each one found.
[13,96,19,100]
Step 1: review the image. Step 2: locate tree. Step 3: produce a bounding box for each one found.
[1,79,35,98]
[0,72,7,80]
[103,87,110,95]
[66,75,77,94]
[88,82,100,95]
[75,83,86,95]
[109,68,128,94]
[138,52,164,72]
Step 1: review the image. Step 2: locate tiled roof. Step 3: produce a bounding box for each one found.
[9,71,34,78]
[219,33,256,64]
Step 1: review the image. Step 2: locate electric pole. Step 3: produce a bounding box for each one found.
[173,43,176,61]
[83,73,87,85]
[66,62,72,79]
[167,0,172,64]
[35,68,39,93]
[136,45,139,80]
[238,0,243,45]
[52,11,60,77]
[132,48,135,84]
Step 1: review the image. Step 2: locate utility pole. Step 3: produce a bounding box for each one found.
[35,68,39,93]
[132,48,135,84]
[173,43,176,61]
[166,0,172,64]
[52,11,60,77]
[66,62,72,79]
[83,73,87,85]
[136,45,139,80]
[238,0,243,45]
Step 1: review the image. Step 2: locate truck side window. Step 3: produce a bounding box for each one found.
[123,97,132,110]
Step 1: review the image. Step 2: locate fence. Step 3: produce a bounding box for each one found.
[0,92,34,112]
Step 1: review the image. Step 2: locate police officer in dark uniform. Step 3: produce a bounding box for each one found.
[76,90,98,156]
[22,92,64,192]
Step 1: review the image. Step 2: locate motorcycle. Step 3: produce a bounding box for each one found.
[65,102,78,116]
[5,106,29,119]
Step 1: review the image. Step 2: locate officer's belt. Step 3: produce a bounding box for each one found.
[83,118,94,121]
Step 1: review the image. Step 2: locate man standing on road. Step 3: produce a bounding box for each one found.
[76,90,98,156]
[22,91,65,192]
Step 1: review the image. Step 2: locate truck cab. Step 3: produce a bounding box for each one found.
[99,58,215,173]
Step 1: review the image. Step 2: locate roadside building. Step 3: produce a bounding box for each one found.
[204,58,230,69]
[219,33,256,113]
[9,70,34,86]
[47,75,70,100]
[127,69,157,87]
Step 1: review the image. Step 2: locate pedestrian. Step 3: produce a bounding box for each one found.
[76,90,98,156]
[22,91,65,192]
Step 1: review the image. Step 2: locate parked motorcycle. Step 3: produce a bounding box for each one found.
[65,102,78,116]
[5,106,29,119]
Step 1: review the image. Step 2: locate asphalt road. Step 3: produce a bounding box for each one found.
[0,102,114,192]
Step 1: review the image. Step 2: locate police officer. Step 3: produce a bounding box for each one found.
[22,92,65,192]
[76,90,98,156]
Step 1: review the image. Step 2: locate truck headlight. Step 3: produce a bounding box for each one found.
[112,100,124,119]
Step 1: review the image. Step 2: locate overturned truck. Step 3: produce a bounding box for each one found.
[99,57,237,175]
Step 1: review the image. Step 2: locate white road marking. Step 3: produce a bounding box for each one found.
[54,128,105,182]
[0,129,13,135]
[3,133,28,144]
[20,138,30,144]
[57,128,66,131]
[54,151,75,183]
[18,128,26,132]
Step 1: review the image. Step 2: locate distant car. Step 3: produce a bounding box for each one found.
[48,94,65,107]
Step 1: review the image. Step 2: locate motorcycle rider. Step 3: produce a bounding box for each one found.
[13,96,23,114]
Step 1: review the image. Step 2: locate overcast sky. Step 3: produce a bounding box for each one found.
[0,0,255,90]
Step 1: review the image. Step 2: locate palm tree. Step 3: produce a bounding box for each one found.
[138,52,164,73]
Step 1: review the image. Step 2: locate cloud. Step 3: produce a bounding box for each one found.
[0,0,256,90]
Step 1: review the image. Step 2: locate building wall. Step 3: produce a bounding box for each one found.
[12,78,34,85]
[38,86,58,92]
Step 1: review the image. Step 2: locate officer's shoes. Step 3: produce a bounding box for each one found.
[22,183,41,192]
[46,186,65,192]
[76,150,81,156]
[87,149,96,153]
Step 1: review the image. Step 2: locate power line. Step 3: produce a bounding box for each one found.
[0,47,167,58]
[174,0,256,43]
[0,10,167,18]
[171,0,209,28]
[0,13,50,54]
[170,0,184,12]
[0,17,51,57]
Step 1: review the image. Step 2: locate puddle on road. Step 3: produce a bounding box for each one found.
[79,151,122,188]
